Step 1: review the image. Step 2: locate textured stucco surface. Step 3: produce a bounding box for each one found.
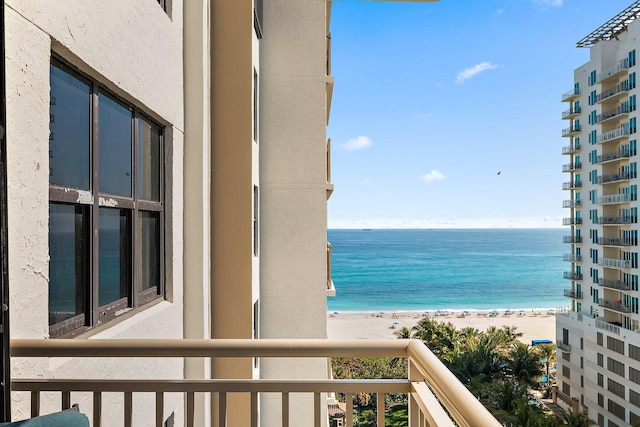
[5,0,185,423]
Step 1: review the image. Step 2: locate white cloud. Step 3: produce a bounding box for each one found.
[496,8,505,15]
[342,136,372,151]
[420,170,446,182]
[533,0,562,6]
[455,62,499,84]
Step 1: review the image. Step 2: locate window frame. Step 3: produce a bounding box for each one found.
[48,56,165,338]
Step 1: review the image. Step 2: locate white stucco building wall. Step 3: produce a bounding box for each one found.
[5,1,185,424]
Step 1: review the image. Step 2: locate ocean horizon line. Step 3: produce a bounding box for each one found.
[328,307,566,315]
[328,227,563,230]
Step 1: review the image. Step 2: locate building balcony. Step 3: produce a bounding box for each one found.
[598,125,630,144]
[562,143,581,155]
[562,217,582,225]
[561,107,582,119]
[598,298,633,313]
[598,216,637,225]
[327,242,335,296]
[597,193,631,205]
[595,318,621,335]
[563,235,582,243]
[596,148,632,164]
[562,162,582,172]
[562,181,582,190]
[597,237,633,246]
[10,339,501,427]
[598,257,631,270]
[561,87,580,102]
[563,271,583,280]
[563,254,583,262]
[597,172,631,184]
[597,58,630,83]
[562,199,582,208]
[326,138,334,200]
[596,80,630,103]
[556,340,571,352]
[562,125,581,137]
[596,104,630,123]
[597,278,634,291]
[564,289,583,299]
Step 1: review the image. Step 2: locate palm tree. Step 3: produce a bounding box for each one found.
[394,326,412,339]
[411,318,458,359]
[505,342,543,387]
[536,343,556,389]
[559,409,596,427]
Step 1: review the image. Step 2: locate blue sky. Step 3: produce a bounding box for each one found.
[327,0,634,229]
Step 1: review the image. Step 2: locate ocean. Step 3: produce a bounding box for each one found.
[327,228,568,312]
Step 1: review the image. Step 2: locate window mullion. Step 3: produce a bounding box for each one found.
[90,84,100,327]
[131,111,139,309]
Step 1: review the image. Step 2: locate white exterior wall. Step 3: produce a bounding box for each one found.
[259,0,331,425]
[5,1,185,424]
[559,16,640,427]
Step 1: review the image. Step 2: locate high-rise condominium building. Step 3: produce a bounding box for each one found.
[558,2,640,426]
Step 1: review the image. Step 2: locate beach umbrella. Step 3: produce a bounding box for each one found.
[333,312,339,315]
[379,311,385,315]
[393,321,400,325]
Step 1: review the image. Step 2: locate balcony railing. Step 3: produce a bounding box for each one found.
[562,144,581,155]
[596,58,629,83]
[598,215,637,225]
[563,254,583,262]
[596,148,632,164]
[562,162,582,172]
[561,107,581,119]
[562,199,582,208]
[597,237,633,246]
[598,257,631,269]
[562,181,582,190]
[563,235,582,243]
[596,80,629,103]
[556,340,571,352]
[562,217,582,225]
[561,87,580,102]
[596,104,630,123]
[595,318,621,335]
[598,299,633,314]
[10,339,501,427]
[597,193,631,205]
[597,172,631,184]
[597,278,634,291]
[563,271,583,280]
[564,289,583,299]
[562,125,581,137]
[598,125,630,144]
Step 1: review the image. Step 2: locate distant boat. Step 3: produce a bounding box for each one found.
[362,228,372,231]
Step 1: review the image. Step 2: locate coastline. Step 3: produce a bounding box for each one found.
[327,309,558,345]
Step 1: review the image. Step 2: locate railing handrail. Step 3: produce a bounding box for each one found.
[11,339,501,427]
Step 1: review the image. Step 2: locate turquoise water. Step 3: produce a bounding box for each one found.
[327,228,568,312]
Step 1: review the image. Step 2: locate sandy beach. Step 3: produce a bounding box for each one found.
[327,309,557,345]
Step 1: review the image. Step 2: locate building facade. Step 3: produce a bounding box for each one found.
[6,0,333,425]
[6,0,186,424]
[558,2,640,426]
